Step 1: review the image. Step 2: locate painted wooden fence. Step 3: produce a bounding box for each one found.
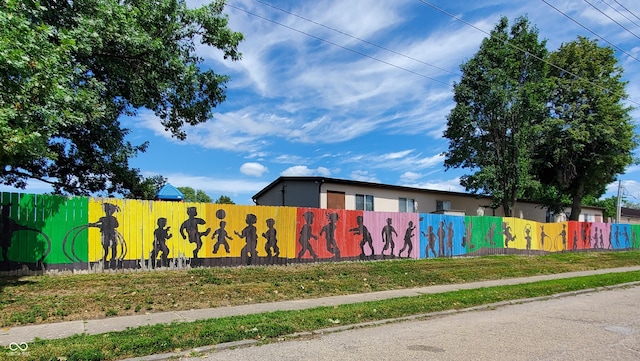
[1,192,639,274]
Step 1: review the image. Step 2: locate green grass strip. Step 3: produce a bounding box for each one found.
[3,270,640,361]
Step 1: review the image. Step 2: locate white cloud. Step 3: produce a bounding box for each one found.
[405,177,465,193]
[350,170,380,183]
[163,173,268,196]
[399,171,423,183]
[240,162,268,177]
[281,165,332,177]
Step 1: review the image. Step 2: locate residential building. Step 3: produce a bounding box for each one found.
[252,176,604,223]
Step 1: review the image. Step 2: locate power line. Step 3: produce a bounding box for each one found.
[584,0,640,41]
[416,0,640,107]
[611,0,640,23]
[226,3,454,87]
[539,0,640,64]
[251,0,460,77]
[601,0,640,30]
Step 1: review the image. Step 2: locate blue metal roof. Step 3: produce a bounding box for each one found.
[157,184,184,201]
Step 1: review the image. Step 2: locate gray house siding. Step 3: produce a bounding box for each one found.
[254,179,320,208]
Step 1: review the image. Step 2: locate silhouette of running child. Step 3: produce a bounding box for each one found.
[262,218,280,258]
[572,229,578,251]
[90,203,121,264]
[150,217,172,268]
[235,214,258,265]
[381,218,398,257]
[212,221,233,254]
[501,222,516,248]
[398,220,415,258]
[421,225,437,258]
[319,213,340,259]
[349,215,374,260]
[592,226,599,249]
[180,207,211,260]
[298,211,319,261]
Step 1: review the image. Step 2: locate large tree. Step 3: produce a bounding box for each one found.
[532,37,637,220]
[443,16,549,217]
[0,0,242,195]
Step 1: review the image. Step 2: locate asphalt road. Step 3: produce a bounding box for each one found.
[179,285,640,361]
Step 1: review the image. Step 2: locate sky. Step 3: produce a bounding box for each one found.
[6,0,640,204]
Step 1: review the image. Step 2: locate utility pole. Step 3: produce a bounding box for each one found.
[616,180,622,224]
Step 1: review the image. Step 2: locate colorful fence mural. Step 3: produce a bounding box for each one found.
[1,192,639,274]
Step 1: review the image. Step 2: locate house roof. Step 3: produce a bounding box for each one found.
[252,176,604,212]
[156,184,184,201]
[252,176,491,202]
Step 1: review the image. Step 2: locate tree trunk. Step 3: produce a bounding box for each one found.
[569,182,584,221]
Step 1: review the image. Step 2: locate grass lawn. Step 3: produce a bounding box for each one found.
[1,251,640,328]
[1,252,640,360]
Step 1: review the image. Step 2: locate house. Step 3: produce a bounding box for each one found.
[252,176,604,223]
[620,207,640,224]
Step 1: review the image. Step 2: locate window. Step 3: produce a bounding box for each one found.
[399,198,415,212]
[436,200,451,211]
[356,194,374,211]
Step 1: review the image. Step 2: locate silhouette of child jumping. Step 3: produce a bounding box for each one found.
[502,222,516,248]
[262,218,280,258]
[298,211,319,261]
[349,215,374,260]
[398,220,415,258]
[235,214,258,265]
[212,220,233,254]
[319,213,340,259]
[381,218,398,257]
[180,207,211,260]
[150,217,172,268]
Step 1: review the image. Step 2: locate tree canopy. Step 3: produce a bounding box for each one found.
[0,0,243,195]
[177,187,213,203]
[443,16,549,217]
[214,195,235,204]
[532,37,637,220]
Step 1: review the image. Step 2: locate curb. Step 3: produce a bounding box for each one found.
[120,281,640,361]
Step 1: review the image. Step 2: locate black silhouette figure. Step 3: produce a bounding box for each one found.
[599,228,605,249]
[262,218,280,258]
[437,221,445,257]
[581,225,589,247]
[614,225,620,248]
[559,224,567,251]
[398,220,415,258]
[381,218,398,258]
[623,227,630,248]
[0,204,51,267]
[540,225,550,250]
[319,213,340,259]
[212,220,233,254]
[502,222,516,248]
[235,214,258,265]
[90,203,124,266]
[149,217,172,268]
[592,226,599,249]
[572,229,578,251]
[421,225,437,258]
[464,220,473,249]
[446,221,455,256]
[524,224,532,250]
[349,215,374,260]
[180,207,211,261]
[298,211,319,261]
[484,223,496,246]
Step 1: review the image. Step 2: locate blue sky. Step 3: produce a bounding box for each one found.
[6,0,640,204]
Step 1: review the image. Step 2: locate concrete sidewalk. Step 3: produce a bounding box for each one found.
[2,266,640,347]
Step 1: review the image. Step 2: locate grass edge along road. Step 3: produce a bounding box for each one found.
[2,270,640,361]
[3,251,640,328]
